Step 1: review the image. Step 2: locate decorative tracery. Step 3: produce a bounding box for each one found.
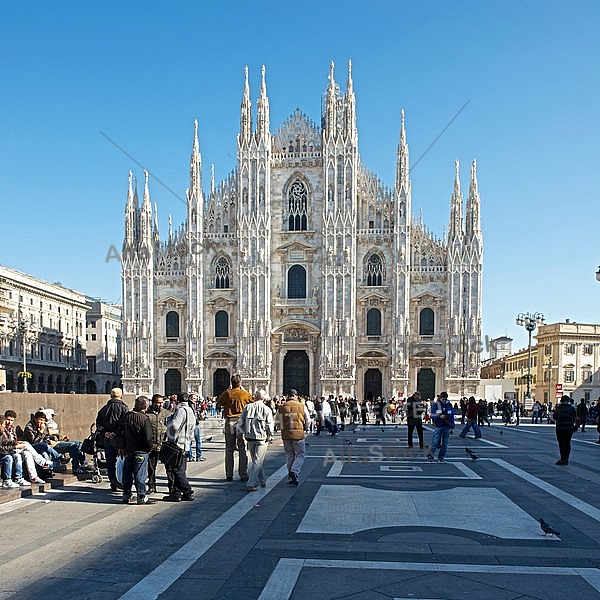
[214,256,231,289]
[287,180,308,231]
[365,253,384,286]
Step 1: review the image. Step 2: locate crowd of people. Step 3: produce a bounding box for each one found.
[3,384,598,496]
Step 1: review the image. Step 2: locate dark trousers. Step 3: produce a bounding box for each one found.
[407,418,424,447]
[103,439,118,485]
[122,452,149,498]
[166,456,193,499]
[556,428,575,462]
[147,449,159,490]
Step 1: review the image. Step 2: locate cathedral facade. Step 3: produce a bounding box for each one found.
[121,62,483,402]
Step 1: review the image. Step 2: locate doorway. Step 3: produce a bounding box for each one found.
[417,368,436,402]
[364,368,383,401]
[283,350,309,396]
[213,368,230,397]
[164,369,182,396]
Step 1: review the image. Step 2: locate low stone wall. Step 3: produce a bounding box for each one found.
[0,393,136,441]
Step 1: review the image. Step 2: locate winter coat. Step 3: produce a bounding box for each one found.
[237,400,274,441]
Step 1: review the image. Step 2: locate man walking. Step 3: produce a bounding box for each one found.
[406,391,425,448]
[146,394,168,494]
[96,388,129,491]
[216,374,252,482]
[278,389,311,485]
[117,396,156,505]
[188,394,206,462]
[576,399,588,433]
[163,393,196,502]
[237,389,274,492]
[427,392,455,463]
[553,394,577,465]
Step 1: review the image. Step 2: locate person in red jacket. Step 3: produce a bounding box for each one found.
[459,397,482,439]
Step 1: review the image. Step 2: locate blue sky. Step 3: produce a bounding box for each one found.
[2,1,599,353]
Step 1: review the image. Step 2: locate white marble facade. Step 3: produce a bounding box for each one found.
[121,62,483,401]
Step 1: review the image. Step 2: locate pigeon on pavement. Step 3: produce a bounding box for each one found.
[345,439,353,445]
[539,518,560,536]
[204,436,213,443]
[465,448,478,460]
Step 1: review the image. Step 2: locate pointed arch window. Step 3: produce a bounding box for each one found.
[288,265,307,299]
[166,311,179,338]
[215,256,231,289]
[367,308,382,336]
[365,253,383,286]
[287,180,308,231]
[419,308,434,336]
[215,311,229,338]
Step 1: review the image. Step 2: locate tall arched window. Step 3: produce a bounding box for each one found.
[288,265,307,299]
[365,253,383,286]
[215,311,229,338]
[215,256,231,289]
[166,311,179,338]
[367,308,382,336]
[287,180,308,231]
[419,308,434,335]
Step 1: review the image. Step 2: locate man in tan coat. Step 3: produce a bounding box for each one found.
[216,374,252,482]
[278,389,311,485]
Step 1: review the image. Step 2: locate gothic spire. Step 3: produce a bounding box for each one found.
[124,170,135,245]
[448,160,463,241]
[210,164,215,195]
[153,202,159,242]
[189,119,202,201]
[395,109,410,194]
[140,170,152,244]
[324,60,337,140]
[466,159,481,239]
[240,65,252,142]
[345,59,356,140]
[256,65,270,140]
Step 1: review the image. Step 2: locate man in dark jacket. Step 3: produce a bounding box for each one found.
[146,394,168,494]
[406,392,425,448]
[576,399,588,433]
[116,396,155,504]
[553,395,577,465]
[96,388,129,491]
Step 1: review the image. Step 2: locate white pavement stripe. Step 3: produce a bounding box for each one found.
[473,438,506,447]
[259,558,600,600]
[117,463,289,600]
[491,458,600,522]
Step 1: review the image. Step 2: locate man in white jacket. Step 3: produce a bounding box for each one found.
[236,389,274,492]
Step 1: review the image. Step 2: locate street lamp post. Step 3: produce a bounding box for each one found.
[10,314,39,393]
[515,312,545,409]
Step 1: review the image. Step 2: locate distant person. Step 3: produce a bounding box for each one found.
[216,374,252,482]
[278,389,310,485]
[459,397,482,439]
[553,395,577,465]
[576,399,588,433]
[146,394,168,494]
[427,392,455,463]
[406,391,425,448]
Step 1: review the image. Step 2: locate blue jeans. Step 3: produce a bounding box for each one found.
[1,454,23,480]
[460,419,481,438]
[122,452,149,498]
[428,427,452,459]
[54,441,85,468]
[32,442,61,461]
[103,439,118,485]
[188,424,202,460]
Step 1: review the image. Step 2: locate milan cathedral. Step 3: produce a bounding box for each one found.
[121,61,483,401]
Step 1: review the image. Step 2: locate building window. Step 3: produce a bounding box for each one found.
[215,256,231,289]
[87,356,97,373]
[544,344,551,355]
[215,311,229,338]
[365,253,383,286]
[419,308,435,336]
[166,311,179,338]
[287,180,308,231]
[287,265,307,299]
[583,344,593,355]
[564,369,575,383]
[366,308,381,336]
[91,334,97,341]
[582,368,592,383]
[564,343,575,355]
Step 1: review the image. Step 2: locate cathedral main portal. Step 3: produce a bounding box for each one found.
[417,368,436,402]
[364,369,383,401]
[283,350,309,397]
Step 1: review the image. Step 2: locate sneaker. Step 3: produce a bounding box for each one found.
[137,496,158,505]
[458,434,466,439]
[162,495,181,502]
[240,476,249,482]
[427,455,434,463]
[181,495,194,501]
[2,480,19,489]
[198,457,206,461]
[60,456,71,465]
[259,482,266,488]
[437,457,446,463]
[30,477,46,484]
[289,472,299,486]
[15,478,31,487]
[245,486,258,492]
[122,495,133,504]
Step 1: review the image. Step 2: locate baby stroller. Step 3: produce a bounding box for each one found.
[80,424,106,484]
